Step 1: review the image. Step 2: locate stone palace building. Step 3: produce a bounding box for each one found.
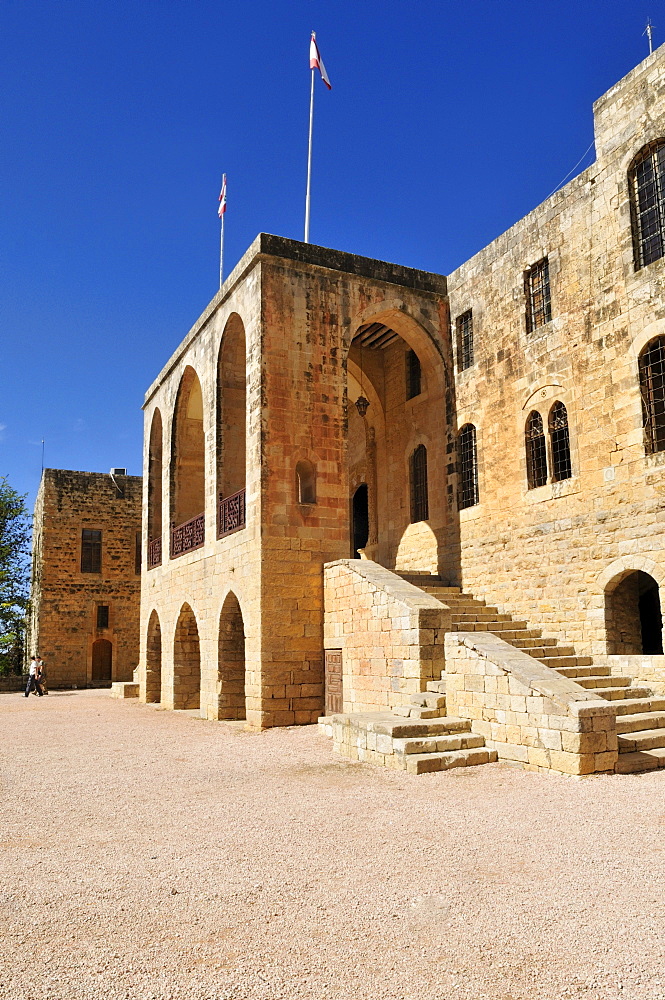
[134,45,665,775]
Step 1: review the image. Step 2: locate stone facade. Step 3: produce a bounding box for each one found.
[29,469,142,688]
[137,45,665,760]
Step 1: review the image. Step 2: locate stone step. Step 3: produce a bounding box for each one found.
[371,716,473,739]
[556,665,610,678]
[392,732,486,755]
[401,747,498,775]
[615,747,665,773]
[510,636,559,648]
[592,685,652,701]
[618,728,665,752]
[454,620,531,633]
[539,655,594,669]
[574,675,632,689]
[426,679,447,694]
[452,612,513,624]
[404,706,444,719]
[615,711,665,734]
[612,697,665,715]
[409,692,446,710]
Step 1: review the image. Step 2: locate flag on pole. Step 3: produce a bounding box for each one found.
[218,174,227,218]
[310,32,331,89]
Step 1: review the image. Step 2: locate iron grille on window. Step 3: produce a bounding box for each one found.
[81,529,102,573]
[525,258,552,333]
[639,336,665,453]
[406,349,421,399]
[458,424,479,509]
[631,141,665,270]
[410,444,429,522]
[525,412,548,489]
[457,310,474,370]
[549,402,572,481]
[97,605,109,629]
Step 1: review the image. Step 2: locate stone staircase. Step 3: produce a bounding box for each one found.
[401,573,665,774]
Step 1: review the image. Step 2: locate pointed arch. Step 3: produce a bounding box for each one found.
[173,603,201,710]
[216,314,246,536]
[217,592,246,719]
[148,408,163,568]
[170,366,205,555]
[525,411,547,489]
[145,609,162,703]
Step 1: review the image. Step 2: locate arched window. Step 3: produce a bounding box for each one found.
[458,424,479,509]
[170,366,205,556]
[147,409,163,568]
[630,140,665,270]
[296,460,316,504]
[410,445,429,522]
[639,336,665,453]
[525,411,547,489]
[548,402,572,482]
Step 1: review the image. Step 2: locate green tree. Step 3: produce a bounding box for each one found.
[0,477,30,675]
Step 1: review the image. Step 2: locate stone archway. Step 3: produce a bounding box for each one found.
[145,610,162,703]
[217,593,246,720]
[605,570,664,655]
[173,603,201,710]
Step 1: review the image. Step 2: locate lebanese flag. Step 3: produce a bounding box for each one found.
[218,174,227,218]
[310,32,331,89]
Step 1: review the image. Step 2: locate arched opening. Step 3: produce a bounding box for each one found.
[91,638,112,684]
[296,460,316,504]
[145,610,161,703]
[170,367,205,555]
[629,139,665,271]
[148,409,163,568]
[218,593,246,719]
[173,603,201,709]
[548,401,572,481]
[352,484,369,558]
[605,571,663,655]
[639,336,665,454]
[525,410,547,489]
[217,314,247,537]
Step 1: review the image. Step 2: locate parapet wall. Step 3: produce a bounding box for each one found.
[444,632,618,775]
[324,560,450,713]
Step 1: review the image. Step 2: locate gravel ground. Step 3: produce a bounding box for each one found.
[1,690,665,1000]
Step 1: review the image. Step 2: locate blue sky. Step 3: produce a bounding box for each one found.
[0,0,659,511]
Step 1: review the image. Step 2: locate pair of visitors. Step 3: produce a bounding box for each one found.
[37,656,48,695]
[24,656,44,698]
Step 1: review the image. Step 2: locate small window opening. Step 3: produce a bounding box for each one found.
[410,445,429,522]
[457,310,474,370]
[639,336,665,454]
[96,605,109,629]
[406,349,421,399]
[296,460,317,504]
[525,258,552,333]
[549,402,572,481]
[458,424,479,508]
[81,529,102,573]
[525,412,548,489]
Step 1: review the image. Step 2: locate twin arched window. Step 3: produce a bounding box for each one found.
[526,403,572,489]
[630,140,665,271]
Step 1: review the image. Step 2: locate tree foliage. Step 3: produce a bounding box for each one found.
[0,477,30,675]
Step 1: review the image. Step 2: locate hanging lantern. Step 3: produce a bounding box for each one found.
[355,395,370,417]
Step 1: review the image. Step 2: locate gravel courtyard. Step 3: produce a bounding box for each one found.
[1,690,664,1000]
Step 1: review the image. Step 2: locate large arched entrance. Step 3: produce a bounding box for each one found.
[147,409,163,568]
[217,592,246,719]
[91,639,112,684]
[216,314,247,537]
[145,610,162,703]
[173,603,201,709]
[605,570,663,654]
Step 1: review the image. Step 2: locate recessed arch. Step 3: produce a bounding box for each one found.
[296,459,317,504]
[216,313,247,528]
[148,408,163,568]
[173,603,201,710]
[145,609,162,703]
[218,592,246,720]
[604,569,663,655]
[170,366,205,530]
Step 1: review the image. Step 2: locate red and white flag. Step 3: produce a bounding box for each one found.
[218,174,227,218]
[310,32,331,89]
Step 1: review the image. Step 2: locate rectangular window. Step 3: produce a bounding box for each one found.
[96,605,109,629]
[525,258,552,333]
[135,530,142,575]
[406,349,421,399]
[457,310,474,370]
[81,529,102,573]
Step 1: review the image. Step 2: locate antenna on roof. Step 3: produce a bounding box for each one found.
[644,18,655,55]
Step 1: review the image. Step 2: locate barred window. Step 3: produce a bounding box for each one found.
[457,310,474,370]
[525,258,552,333]
[549,402,572,481]
[639,336,665,453]
[81,529,102,573]
[458,424,479,509]
[406,349,421,399]
[96,605,109,629]
[525,412,548,489]
[410,445,429,522]
[630,141,665,271]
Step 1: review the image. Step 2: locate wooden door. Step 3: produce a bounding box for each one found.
[325,649,343,715]
[91,639,112,682]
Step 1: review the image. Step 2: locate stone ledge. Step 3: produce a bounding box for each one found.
[111,682,140,700]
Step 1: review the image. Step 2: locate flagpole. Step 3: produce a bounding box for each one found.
[219,211,225,290]
[304,65,315,243]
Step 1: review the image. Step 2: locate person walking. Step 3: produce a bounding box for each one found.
[25,656,44,698]
[35,655,47,695]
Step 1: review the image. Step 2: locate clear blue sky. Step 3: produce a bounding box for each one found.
[0,0,659,511]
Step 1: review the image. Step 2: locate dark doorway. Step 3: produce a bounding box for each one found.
[91,638,112,683]
[639,574,663,654]
[605,570,663,654]
[352,484,369,558]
